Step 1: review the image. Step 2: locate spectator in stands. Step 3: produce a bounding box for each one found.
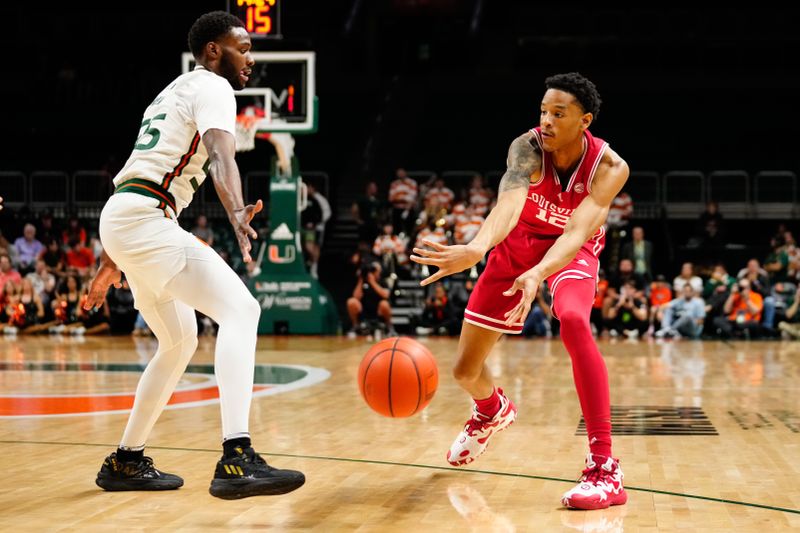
[372,223,409,277]
[714,278,763,339]
[0,231,20,267]
[61,216,87,248]
[424,177,455,212]
[449,278,476,314]
[523,284,553,338]
[39,238,67,279]
[778,285,800,339]
[607,191,633,230]
[606,279,648,338]
[764,235,790,282]
[696,201,725,247]
[106,278,138,334]
[735,258,775,330]
[1,280,22,335]
[8,278,52,334]
[0,255,22,299]
[468,174,494,217]
[603,259,646,323]
[50,274,82,334]
[702,263,735,331]
[192,214,215,246]
[737,258,770,293]
[388,168,418,236]
[352,181,383,245]
[785,231,800,281]
[620,226,653,282]
[453,204,485,245]
[346,261,396,338]
[417,283,459,336]
[673,262,703,294]
[36,210,59,244]
[656,284,705,339]
[13,223,44,274]
[25,259,56,311]
[75,285,110,335]
[591,269,609,336]
[65,238,96,278]
[301,183,331,279]
[647,274,672,336]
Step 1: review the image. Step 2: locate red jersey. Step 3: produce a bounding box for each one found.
[518,127,608,256]
[464,128,610,334]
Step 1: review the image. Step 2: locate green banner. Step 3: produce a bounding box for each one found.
[249,157,338,334]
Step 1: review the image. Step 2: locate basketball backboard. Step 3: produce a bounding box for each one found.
[181,51,316,134]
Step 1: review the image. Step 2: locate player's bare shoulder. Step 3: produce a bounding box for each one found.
[590,146,629,202]
[500,132,543,192]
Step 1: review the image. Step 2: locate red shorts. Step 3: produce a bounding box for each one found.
[464,225,602,334]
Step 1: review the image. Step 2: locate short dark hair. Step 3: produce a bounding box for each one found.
[188,11,245,58]
[544,72,602,119]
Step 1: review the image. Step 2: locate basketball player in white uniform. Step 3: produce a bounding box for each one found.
[86,11,304,499]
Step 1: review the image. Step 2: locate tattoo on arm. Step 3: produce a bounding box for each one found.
[499,134,541,193]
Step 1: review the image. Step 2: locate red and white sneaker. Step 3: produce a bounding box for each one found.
[561,453,627,510]
[447,388,517,466]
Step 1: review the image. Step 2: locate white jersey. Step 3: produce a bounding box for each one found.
[113,67,236,216]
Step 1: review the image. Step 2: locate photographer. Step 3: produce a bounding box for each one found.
[605,279,648,338]
[778,285,800,339]
[713,279,763,338]
[346,261,397,338]
[417,282,458,336]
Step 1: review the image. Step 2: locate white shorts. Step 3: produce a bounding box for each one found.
[100,192,207,309]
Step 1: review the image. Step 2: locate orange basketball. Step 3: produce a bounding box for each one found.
[358,336,439,417]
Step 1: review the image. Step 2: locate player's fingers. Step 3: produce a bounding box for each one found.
[422,239,447,251]
[411,247,441,258]
[503,279,521,296]
[409,255,441,266]
[420,269,446,287]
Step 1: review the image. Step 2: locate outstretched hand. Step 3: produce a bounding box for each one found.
[231,199,263,263]
[502,268,543,326]
[84,265,122,310]
[410,240,485,286]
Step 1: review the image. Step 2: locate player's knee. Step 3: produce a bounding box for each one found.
[347,298,360,312]
[181,333,199,359]
[242,295,261,324]
[452,359,481,384]
[559,307,589,332]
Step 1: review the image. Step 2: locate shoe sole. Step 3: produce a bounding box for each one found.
[209,475,306,500]
[96,475,183,491]
[562,489,628,510]
[447,414,516,467]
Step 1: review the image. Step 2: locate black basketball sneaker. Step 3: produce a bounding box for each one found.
[96,453,184,491]
[209,446,305,500]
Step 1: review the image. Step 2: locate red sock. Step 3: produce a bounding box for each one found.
[474,387,501,418]
[554,278,613,458]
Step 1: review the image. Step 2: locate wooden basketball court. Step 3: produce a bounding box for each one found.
[1,335,799,531]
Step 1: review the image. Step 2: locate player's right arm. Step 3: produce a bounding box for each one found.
[83,250,122,311]
[203,129,263,263]
[410,132,540,286]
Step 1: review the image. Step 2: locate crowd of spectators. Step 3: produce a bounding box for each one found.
[348,169,800,341]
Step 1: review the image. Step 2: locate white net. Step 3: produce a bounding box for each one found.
[234,115,259,152]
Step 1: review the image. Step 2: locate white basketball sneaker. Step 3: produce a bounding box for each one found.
[447,388,517,466]
[561,453,628,510]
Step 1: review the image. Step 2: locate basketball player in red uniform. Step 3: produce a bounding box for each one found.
[411,73,629,510]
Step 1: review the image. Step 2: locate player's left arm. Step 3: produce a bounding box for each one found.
[204,129,263,263]
[502,148,629,325]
